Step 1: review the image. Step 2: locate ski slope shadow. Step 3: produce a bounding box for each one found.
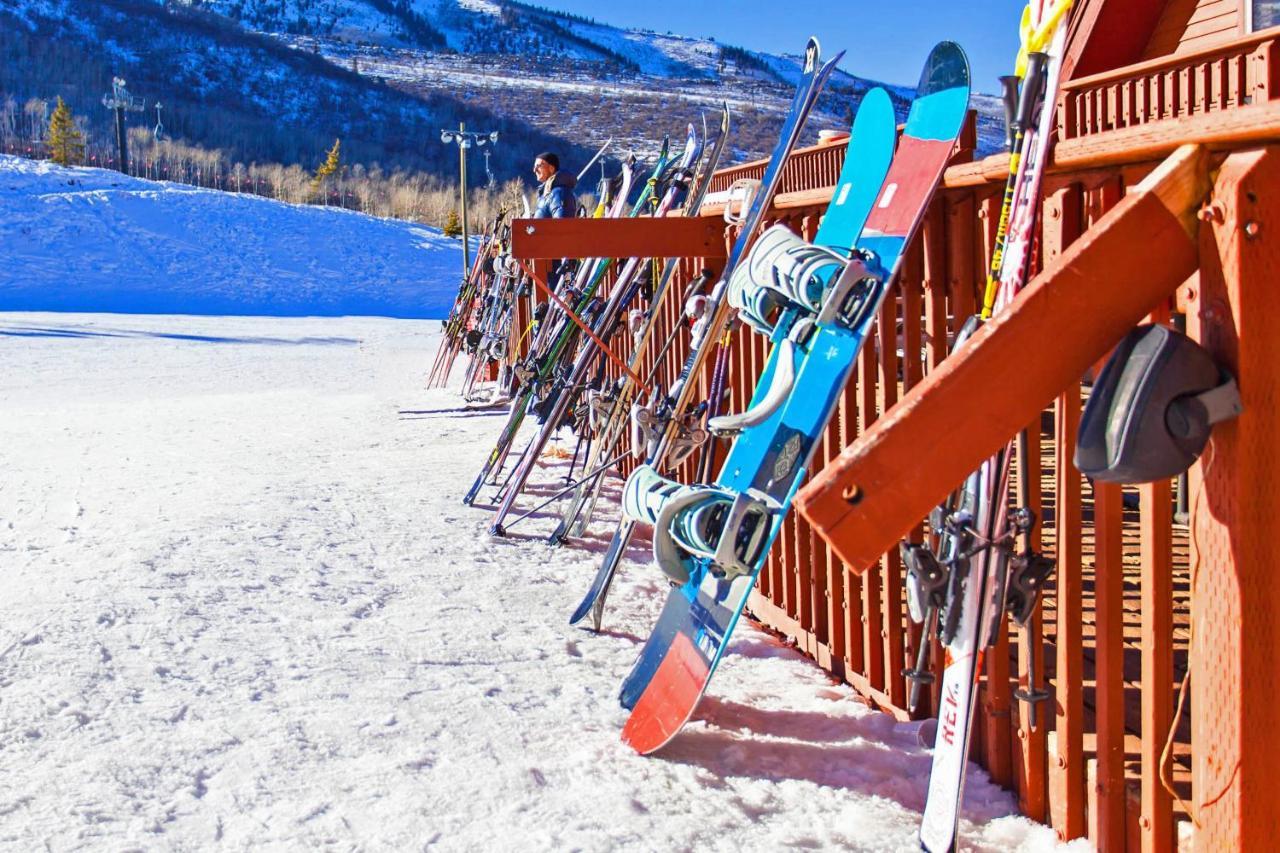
[0,325,129,339]
[398,408,509,420]
[0,322,359,346]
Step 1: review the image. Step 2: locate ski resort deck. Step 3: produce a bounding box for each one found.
[509,5,1280,850]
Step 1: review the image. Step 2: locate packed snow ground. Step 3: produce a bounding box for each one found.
[0,156,459,319]
[0,312,1085,851]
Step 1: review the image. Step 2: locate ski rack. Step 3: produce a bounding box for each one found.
[463,36,1280,846]
[510,216,730,265]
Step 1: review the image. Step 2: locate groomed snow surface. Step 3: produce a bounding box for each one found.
[1,314,1083,852]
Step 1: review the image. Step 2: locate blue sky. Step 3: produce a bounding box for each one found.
[531,1,1028,90]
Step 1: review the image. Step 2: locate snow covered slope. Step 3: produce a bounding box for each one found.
[0,155,461,318]
[0,312,1084,851]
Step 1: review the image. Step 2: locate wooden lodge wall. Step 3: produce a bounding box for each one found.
[512,9,1280,850]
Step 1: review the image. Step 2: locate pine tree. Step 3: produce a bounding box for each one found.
[442,209,462,238]
[311,138,342,199]
[47,97,85,167]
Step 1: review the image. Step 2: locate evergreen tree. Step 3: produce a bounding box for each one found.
[47,97,85,167]
[442,209,462,238]
[311,138,342,198]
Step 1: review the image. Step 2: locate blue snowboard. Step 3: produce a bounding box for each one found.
[619,43,972,754]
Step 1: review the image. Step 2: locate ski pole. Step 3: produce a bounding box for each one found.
[576,137,613,182]
[494,451,631,536]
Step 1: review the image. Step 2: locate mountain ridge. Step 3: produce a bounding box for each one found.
[0,0,1001,208]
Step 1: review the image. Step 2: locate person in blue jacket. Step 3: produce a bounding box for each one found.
[532,152,577,219]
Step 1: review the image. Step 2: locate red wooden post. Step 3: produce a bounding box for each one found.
[1091,480,1127,849]
[1013,411,1048,822]
[1187,147,1280,852]
[1085,177,1129,850]
[976,192,1013,786]
[947,194,976,334]
[1050,389,1086,841]
[876,289,906,710]
[922,202,949,375]
[840,370,865,679]
[856,337,883,692]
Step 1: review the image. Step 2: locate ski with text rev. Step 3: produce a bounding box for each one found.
[908,4,1073,852]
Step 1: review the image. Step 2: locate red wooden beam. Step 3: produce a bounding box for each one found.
[509,216,729,261]
[793,144,1210,575]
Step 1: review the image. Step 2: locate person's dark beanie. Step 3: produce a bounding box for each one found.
[536,152,560,171]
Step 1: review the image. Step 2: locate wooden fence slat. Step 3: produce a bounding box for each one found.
[1050,391,1087,842]
[876,294,906,710]
[1140,475,1174,852]
[1046,182,1086,843]
[1092,481,1128,849]
[1013,416,1049,822]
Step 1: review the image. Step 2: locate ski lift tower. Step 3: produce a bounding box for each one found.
[440,122,499,279]
[483,149,496,190]
[102,77,145,173]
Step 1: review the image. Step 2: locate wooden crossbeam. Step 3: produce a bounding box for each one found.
[509,216,729,260]
[946,100,1280,188]
[794,144,1210,574]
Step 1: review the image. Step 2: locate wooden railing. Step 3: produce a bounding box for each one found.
[512,35,1280,849]
[564,132,1194,846]
[705,139,845,197]
[1060,31,1280,140]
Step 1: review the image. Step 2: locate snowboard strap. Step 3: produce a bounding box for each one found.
[624,464,774,584]
[728,224,851,335]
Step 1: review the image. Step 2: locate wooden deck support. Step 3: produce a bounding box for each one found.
[1186,147,1280,850]
[792,144,1210,574]
[509,216,729,261]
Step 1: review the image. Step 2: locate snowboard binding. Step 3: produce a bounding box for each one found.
[727,224,852,335]
[622,464,773,585]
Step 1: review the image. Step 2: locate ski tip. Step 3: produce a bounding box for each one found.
[918,41,971,95]
[802,37,821,73]
[489,524,505,537]
[854,87,896,131]
[568,595,594,627]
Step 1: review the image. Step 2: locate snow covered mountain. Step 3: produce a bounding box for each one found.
[0,0,595,181]
[1,0,1002,194]
[0,154,461,317]
[191,0,934,156]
